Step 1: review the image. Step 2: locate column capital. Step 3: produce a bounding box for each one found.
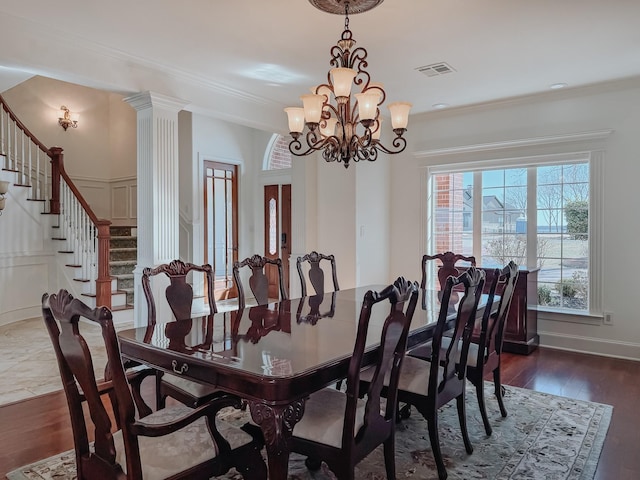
[124,91,189,112]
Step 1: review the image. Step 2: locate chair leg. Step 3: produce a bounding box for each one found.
[456,393,473,454]
[383,433,397,480]
[304,457,322,471]
[425,410,448,480]
[494,367,508,418]
[234,445,268,480]
[155,372,167,410]
[475,379,492,436]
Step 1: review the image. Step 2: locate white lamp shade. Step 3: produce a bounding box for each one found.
[331,68,357,97]
[371,116,383,140]
[320,117,338,137]
[300,94,325,124]
[387,102,412,129]
[70,112,80,122]
[284,107,305,133]
[354,93,379,121]
[0,180,9,195]
[0,197,5,210]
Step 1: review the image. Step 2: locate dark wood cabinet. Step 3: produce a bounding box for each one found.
[478,267,539,354]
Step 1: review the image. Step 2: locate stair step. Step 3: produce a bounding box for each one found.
[110,260,137,275]
[110,236,137,248]
[110,226,135,237]
[113,273,134,290]
[110,247,137,261]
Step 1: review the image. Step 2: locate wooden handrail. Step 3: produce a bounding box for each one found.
[1,95,112,308]
[51,148,112,308]
[0,94,51,155]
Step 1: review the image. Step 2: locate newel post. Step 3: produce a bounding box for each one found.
[49,146,63,215]
[96,220,112,309]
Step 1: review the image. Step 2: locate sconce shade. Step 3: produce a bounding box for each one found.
[0,181,9,195]
[0,197,5,210]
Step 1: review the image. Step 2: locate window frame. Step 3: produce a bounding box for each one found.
[418,130,610,323]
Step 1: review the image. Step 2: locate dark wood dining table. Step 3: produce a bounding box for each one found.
[117,285,494,480]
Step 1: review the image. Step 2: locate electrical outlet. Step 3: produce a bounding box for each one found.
[603,312,613,325]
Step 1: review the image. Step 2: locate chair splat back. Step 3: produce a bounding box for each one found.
[345,277,419,450]
[233,254,287,308]
[142,260,217,324]
[296,251,339,297]
[468,261,520,436]
[421,251,476,290]
[43,290,137,478]
[141,260,224,410]
[430,267,485,392]
[289,277,419,479]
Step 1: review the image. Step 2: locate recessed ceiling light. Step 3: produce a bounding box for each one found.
[432,103,449,109]
[550,83,568,90]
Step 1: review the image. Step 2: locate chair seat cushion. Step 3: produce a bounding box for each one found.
[360,356,444,397]
[162,373,221,399]
[408,338,481,368]
[292,388,366,449]
[113,404,253,480]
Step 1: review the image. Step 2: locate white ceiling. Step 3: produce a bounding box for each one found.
[1,0,640,132]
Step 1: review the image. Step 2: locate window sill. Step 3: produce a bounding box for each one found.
[535,306,603,325]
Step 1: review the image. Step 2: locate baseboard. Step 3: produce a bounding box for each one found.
[0,307,40,328]
[539,330,640,361]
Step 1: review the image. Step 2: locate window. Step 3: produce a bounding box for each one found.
[264,134,292,170]
[428,157,596,315]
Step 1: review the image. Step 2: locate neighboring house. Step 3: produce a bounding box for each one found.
[461,187,524,233]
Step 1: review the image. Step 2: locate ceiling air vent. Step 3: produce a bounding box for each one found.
[416,62,456,77]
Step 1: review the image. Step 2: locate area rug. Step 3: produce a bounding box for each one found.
[6,382,612,480]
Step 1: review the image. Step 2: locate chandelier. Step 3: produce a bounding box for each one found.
[284,0,412,169]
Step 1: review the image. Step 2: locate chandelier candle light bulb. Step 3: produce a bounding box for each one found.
[285,0,412,168]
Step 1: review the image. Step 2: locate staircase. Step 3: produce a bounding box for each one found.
[2,93,114,310]
[109,226,137,309]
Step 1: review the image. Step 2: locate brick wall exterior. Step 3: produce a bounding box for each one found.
[268,135,292,170]
[434,174,464,253]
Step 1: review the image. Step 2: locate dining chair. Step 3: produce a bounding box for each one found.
[296,251,339,296]
[232,253,288,309]
[465,261,519,435]
[409,262,520,435]
[42,289,266,480]
[142,260,223,410]
[421,251,476,290]
[362,267,485,480]
[289,277,419,480]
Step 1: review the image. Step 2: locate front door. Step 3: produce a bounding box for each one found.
[264,184,292,298]
[204,161,238,300]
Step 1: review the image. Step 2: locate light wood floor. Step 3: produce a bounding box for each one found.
[1,348,638,479]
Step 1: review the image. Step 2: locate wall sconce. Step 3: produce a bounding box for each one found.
[58,106,79,131]
[0,180,9,215]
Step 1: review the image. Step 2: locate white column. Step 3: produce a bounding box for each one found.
[124,91,189,327]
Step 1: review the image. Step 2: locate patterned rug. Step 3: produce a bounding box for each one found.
[6,382,612,480]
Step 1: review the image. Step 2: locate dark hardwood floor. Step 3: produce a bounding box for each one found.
[1,348,638,479]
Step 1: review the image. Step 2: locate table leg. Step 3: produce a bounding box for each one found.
[248,399,306,480]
